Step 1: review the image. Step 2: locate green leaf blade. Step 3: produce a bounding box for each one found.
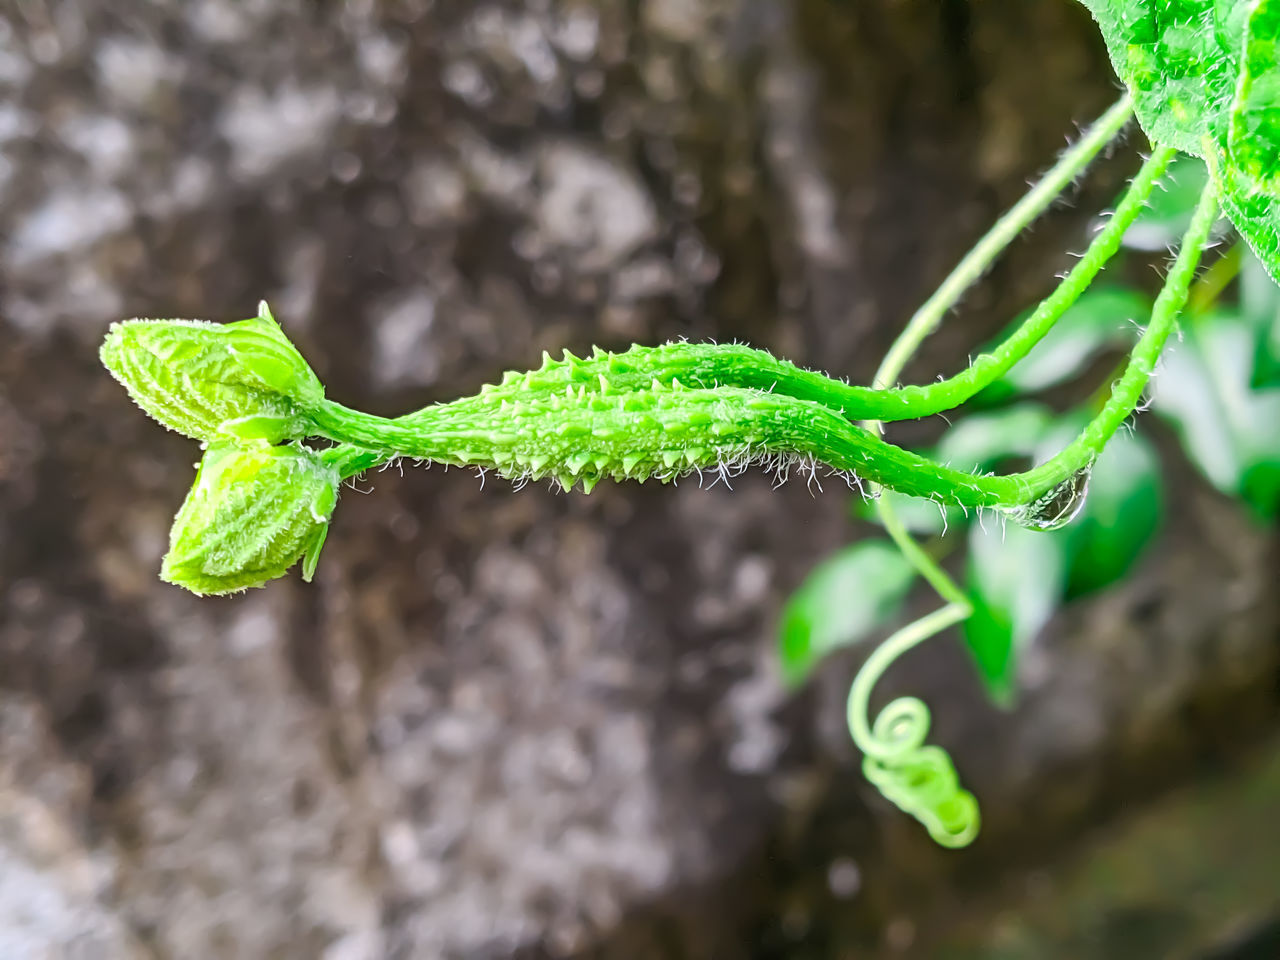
[779,540,918,686]
[1228,0,1280,196]
[1152,308,1280,520]
[1079,0,1280,282]
[1215,159,1280,284]
[1241,246,1280,386]
[963,521,1068,707]
[1077,0,1234,157]
[1061,426,1164,597]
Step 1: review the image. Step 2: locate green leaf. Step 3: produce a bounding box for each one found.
[1217,0,1280,283]
[963,519,1068,707]
[1076,0,1242,157]
[1240,247,1280,387]
[1228,0,1280,195]
[959,403,1164,701]
[1079,0,1280,282]
[1152,308,1280,519]
[779,540,917,686]
[1213,157,1280,285]
[1035,417,1164,597]
[1066,434,1163,595]
[1241,457,1280,517]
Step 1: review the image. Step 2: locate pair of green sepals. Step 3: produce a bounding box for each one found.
[101,303,342,595]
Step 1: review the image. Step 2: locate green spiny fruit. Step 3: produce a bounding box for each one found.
[451,341,883,421]
[314,383,890,493]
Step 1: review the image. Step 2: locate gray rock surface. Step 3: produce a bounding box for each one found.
[0,1,1276,958]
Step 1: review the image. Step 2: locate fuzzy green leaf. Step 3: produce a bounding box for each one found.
[162,442,339,596]
[1229,0,1280,195]
[1215,0,1280,282]
[1214,157,1280,284]
[779,540,917,686]
[100,301,323,444]
[1077,0,1242,157]
[1079,1,1280,280]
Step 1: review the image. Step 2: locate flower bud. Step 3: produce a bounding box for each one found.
[100,301,323,443]
[161,442,339,595]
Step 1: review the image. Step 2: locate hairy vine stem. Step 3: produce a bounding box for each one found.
[874,94,1135,395]
[844,172,1219,844]
[319,100,1157,429]
[842,92,1199,844]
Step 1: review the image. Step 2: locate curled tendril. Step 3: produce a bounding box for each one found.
[846,604,980,848]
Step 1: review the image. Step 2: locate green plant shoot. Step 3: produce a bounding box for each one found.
[99,0,1280,849]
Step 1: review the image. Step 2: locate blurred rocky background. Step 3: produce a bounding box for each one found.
[0,1,1277,958]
